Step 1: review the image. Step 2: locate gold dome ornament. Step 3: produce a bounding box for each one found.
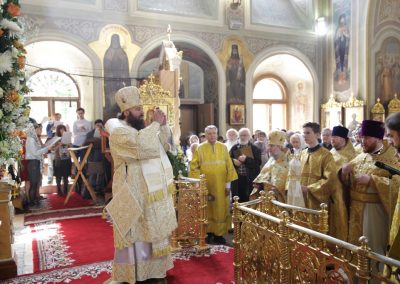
[321,94,342,109]
[371,98,385,122]
[342,93,364,108]
[388,93,400,114]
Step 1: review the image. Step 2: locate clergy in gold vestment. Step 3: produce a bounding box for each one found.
[385,113,400,260]
[300,123,337,211]
[300,123,343,240]
[190,125,237,244]
[252,130,289,202]
[340,120,400,255]
[330,126,356,240]
[105,86,177,283]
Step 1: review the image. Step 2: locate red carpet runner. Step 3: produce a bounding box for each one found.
[24,206,104,225]
[45,192,94,210]
[24,192,100,225]
[6,213,234,283]
[32,217,114,272]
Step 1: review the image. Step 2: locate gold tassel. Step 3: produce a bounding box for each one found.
[146,189,166,203]
[152,245,171,257]
[167,183,176,194]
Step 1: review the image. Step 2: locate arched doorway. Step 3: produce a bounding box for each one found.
[25,40,95,122]
[27,69,80,131]
[135,41,219,141]
[251,53,315,132]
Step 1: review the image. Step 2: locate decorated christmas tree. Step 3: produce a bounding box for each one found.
[0,0,30,169]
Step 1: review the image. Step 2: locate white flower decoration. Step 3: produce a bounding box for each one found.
[6,158,15,166]
[0,51,13,75]
[0,19,22,33]
[8,77,20,90]
[11,46,19,58]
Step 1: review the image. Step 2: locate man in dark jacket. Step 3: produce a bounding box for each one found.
[230,128,261,202]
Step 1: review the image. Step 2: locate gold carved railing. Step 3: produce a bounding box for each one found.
[171,174,208,251]
[260,191,328,235]
[233,193,400,283]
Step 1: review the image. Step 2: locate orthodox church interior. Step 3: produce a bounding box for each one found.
[1,0,400,283]
[12,0,400,135]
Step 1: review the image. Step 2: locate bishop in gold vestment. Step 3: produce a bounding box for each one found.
[340,120,400,254]
[105,87,177,283]
[190,126,237,239]
[253,130,289,202]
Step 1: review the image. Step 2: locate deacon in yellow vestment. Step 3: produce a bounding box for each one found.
[190,126,238,238]
[301,123,338,237]
[105,87,177,283]
[300,146,337,210]
[340,120,400,254]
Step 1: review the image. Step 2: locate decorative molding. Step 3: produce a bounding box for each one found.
[130,25,165,44]
[244,37,279,54]
[19,15,44,41]
[52,18,102,42]
[290,42,316,65]
[130,26,226,52]
[20,15,317,68]
[195,32,226,52]
[374,0,400,35]
[104,0,128,12]
[378,0,400,24]
[244,36,316,65]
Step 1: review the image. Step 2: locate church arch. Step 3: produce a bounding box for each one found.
[131,33,226,134]
[246,46,319,132]
[369,28,400,108]
[25,32,103,120]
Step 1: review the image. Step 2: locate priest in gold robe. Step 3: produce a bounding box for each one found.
[190,125,238,244]
[385,113,400,260]
[331,126,357,166]
[340,120,400,254]
[105,86,177,283]
[252,130,289,202]
[330,126,356,240]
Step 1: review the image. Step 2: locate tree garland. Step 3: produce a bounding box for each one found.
[0,0,30,167]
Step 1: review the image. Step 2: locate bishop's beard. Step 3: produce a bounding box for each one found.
[126,113,145,130]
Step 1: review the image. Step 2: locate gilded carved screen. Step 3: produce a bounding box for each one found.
[139,74,175,128]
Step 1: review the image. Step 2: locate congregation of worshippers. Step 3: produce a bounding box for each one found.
[19,106,400,260]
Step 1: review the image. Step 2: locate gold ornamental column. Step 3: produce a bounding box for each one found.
[232,196,241,283]
[0,182,17,280]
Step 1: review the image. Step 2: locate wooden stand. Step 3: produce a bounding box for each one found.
[0,182,17,280]
[65,145,97,205]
